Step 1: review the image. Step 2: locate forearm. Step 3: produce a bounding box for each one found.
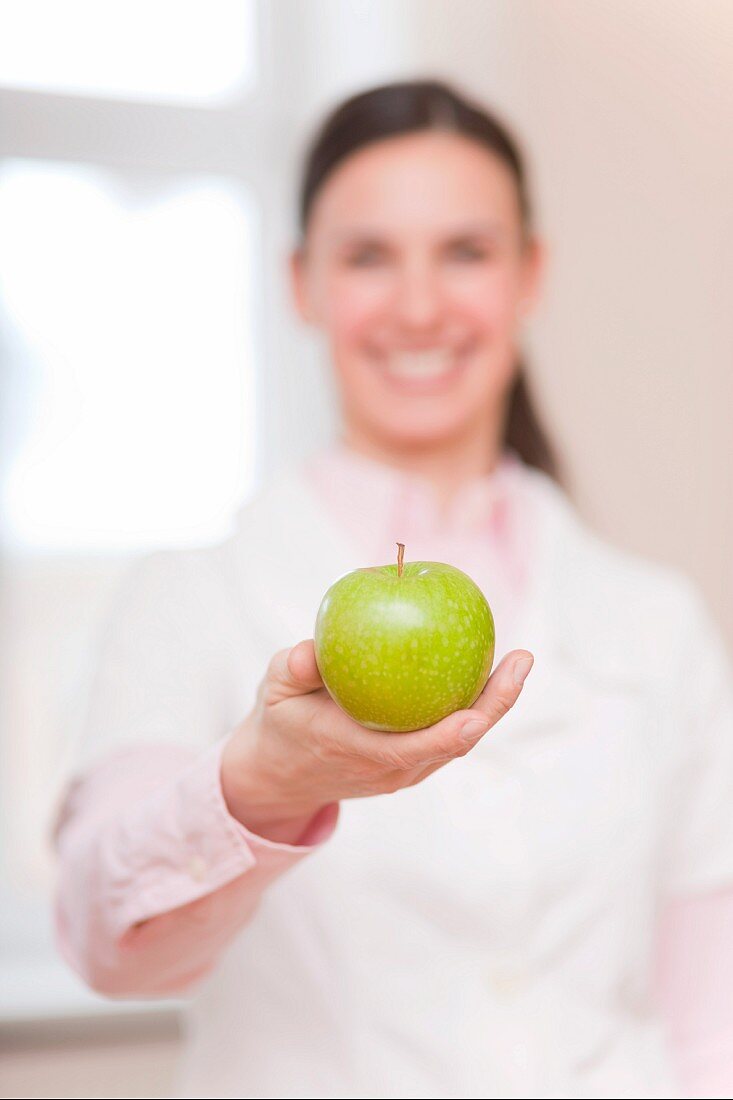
[54,740,338,996]
[220,719,329,844]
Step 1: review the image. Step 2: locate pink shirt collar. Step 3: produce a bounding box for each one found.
[305,441,522,534]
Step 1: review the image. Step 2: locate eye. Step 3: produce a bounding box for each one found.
[343,242,390,268]
[444,239,496,262]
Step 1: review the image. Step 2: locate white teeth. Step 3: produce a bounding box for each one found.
[386,350,454,379]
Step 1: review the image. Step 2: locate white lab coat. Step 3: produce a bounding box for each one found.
[80,456,733,1099]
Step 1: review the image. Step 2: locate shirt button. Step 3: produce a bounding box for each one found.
[188,854,207,882]
[486,962,529,999]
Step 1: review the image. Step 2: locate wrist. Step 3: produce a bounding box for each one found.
[220,728,324,841]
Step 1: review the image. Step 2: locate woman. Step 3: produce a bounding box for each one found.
[55,81,733,1099]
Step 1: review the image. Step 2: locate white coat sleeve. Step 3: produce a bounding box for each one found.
[70,549,241,770]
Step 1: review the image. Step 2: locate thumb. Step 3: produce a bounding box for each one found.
[266,639,324,703]
[468,650,534,728]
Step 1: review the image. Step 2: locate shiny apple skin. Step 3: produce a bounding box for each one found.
[314,560,495,732]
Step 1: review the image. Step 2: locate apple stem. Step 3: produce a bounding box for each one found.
[397,542,405,578]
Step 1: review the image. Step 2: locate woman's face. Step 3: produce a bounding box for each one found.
[291,130,543,449]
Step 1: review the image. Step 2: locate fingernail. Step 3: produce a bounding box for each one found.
[513,656,534,686]
[460,718,488,742]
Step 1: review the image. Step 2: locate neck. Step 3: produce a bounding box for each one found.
[340,413,505,513]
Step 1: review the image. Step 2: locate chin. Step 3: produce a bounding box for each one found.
[367,407,481,450]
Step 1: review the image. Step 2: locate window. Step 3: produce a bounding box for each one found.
[0,0,265,1022]
[0,0,256,104]
[0,161,256,552]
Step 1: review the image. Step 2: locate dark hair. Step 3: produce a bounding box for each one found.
[298,79,561,483]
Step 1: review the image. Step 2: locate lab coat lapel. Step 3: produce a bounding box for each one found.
[230,465,366,647]
[502,467,650,750]
[488,469,588,742]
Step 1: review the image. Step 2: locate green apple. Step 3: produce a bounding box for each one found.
[314,544,495,732]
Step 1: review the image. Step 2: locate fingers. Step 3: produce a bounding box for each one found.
[266,640,324,703]
[364,650,534,770]
[466,650,534,725]
[266,643,533,781]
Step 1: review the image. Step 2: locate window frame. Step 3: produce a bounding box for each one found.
[0,0,291,1027]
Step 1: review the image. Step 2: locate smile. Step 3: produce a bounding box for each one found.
[371,347,471,392]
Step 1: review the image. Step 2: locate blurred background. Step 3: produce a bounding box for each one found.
[1,1,731,1096]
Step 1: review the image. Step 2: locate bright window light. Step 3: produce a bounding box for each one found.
[0,0,256,104]
[0,160,257,552]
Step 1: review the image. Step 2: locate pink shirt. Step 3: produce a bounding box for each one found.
[54,443,733,1096]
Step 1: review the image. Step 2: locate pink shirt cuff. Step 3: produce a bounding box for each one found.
[115,738,339,932]
[54,738,339,991]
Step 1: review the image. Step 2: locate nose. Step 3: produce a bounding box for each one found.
[393,259,443,333]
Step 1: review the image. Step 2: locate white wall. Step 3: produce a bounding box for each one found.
[409,0,733,639]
